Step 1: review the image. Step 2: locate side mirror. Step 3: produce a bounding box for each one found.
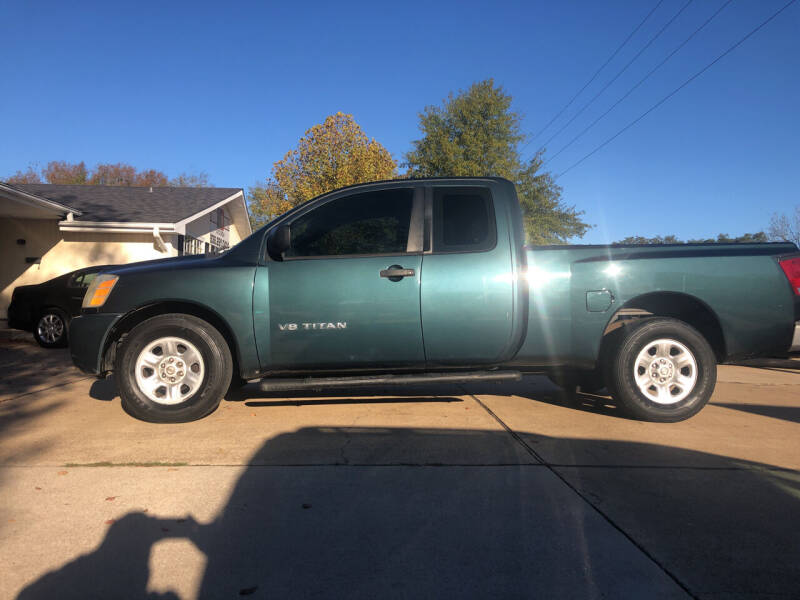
[266,225,291,261]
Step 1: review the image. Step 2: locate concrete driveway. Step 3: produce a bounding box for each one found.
[1,342,798,599]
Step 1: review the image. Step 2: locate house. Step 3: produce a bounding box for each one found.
[0,182,251,323]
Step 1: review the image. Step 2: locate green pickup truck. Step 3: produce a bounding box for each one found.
[69,177,800,423]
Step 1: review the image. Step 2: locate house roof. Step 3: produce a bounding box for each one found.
[12,183,242,223]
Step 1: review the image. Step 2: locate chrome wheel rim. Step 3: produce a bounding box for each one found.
[634,338,698,405]
[37,313,64,344]
[134,337,205,405]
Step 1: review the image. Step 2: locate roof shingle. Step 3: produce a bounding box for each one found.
[13,184,242,223]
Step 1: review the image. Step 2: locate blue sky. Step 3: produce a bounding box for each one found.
[2,0,798,243]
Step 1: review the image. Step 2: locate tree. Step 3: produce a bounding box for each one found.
[42,160,88,184]
[615,235,679,245]
[404,79,590,244]
[170,172,210,187]
[134,169,169,187]
[5,166,41,184]
[515,154,590,244]
[769,206,800,247]
[615,233,768,244]
[249,112,397,228]
[4,161,206,188]
[88,163,139,186]
[248,181,295,228]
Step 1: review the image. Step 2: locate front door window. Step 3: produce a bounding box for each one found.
[285,188,414,258]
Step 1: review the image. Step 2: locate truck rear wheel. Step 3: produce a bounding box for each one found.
[115,314,233,423]
[605,318,716,422]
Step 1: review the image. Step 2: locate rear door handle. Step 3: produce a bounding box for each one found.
[380,265,415,281]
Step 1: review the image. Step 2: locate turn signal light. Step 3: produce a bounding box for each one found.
[779,256,800,296]
[83,274,119,308]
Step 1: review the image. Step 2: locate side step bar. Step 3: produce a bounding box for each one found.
[258,370,522,392]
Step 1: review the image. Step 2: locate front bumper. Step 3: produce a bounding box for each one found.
[792,322,800,353]
[6,303,32,332]
[69,313,121,375]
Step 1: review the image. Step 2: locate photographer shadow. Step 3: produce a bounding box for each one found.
[17,426,800,599]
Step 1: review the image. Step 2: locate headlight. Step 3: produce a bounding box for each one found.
[83,274,119,308]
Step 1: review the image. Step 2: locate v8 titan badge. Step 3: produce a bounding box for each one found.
[278,322,347,331]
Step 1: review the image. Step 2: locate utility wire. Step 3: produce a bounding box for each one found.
[556,0,797,179]
[545,0,733,166]
[526,0,664,145]
[534,0,694,156]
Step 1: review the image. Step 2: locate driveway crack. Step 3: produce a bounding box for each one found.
[465,389,698,600]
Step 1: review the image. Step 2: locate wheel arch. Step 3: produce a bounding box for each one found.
[38,304,68,318]
[101,301,242,377]
[602,291,727,362]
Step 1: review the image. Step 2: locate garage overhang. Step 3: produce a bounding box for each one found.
[0,182,81,220]
[58,221,176,234]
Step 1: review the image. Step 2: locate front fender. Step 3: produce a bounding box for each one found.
[69,313,122,375]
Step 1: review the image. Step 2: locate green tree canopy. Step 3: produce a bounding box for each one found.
[615,232,768,245]
[249,112,397,228]
[404,79,590,244]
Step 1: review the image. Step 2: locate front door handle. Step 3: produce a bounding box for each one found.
[380,265,415,282]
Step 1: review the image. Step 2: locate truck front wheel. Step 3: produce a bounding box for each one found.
[115,314,233,423]
[605,318,716,422]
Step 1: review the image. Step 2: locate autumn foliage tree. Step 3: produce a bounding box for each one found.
[5,166,41,183]
[4,161,208,188]
[88,163,139,186]
[249,112,396,227]
[42,161,88,184]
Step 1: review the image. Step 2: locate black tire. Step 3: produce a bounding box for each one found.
[33,308,68,348]
[114,314,233,423]
[606,318,716,422]
[547,368,606,394]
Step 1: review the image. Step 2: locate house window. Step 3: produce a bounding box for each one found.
[210,208,229,230]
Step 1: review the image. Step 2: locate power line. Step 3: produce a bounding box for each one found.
[556,0,797,179]
[546,0,733,166]
[535,0,694,156]
[525,0,664,146]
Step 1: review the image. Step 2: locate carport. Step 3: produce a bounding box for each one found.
[0,182,251,324]
[0,183,78,323]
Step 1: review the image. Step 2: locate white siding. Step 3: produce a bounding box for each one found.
[0,218,176,320]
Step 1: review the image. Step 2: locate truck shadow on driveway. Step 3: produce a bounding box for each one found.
[17,427,800,599]
[90,375,619,417]
[712,402,800,424]
[90,376,467,408]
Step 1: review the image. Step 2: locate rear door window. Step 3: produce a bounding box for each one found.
[432,187,496,253]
